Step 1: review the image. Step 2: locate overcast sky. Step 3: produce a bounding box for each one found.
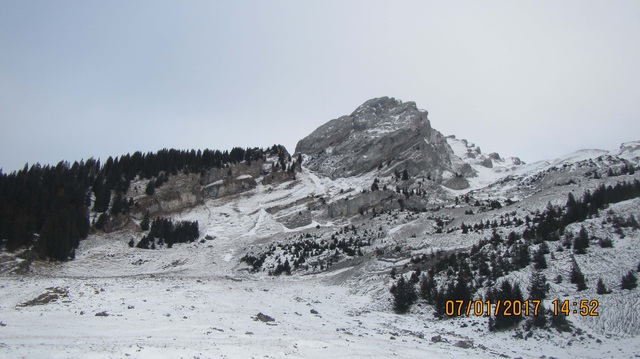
[1,1,639,172]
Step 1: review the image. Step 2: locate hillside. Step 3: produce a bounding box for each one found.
[1,97,640,358]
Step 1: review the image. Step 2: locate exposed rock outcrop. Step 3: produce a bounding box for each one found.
[132,173,203,218]
[279,209,312,229]
[295,97,462,184]
[327,190,403,218]
[201,160,264,185]
[443,177,470,190]
[204,176,257,199]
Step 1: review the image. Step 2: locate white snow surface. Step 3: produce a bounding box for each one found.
[4,231,639,359]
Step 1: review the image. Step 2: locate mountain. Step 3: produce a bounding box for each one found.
[296,97,478,189]
[1,97,640,358]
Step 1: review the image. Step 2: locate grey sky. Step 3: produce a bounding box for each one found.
[1,1,639,172]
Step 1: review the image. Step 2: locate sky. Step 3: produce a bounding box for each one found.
[1,1,640,172]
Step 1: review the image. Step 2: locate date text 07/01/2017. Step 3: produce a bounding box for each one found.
[445,299,599,317]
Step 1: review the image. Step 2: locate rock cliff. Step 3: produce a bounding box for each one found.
[295,97,472,188]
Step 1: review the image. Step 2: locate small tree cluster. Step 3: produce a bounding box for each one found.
[136,217,199,249]
[390,276,417,313]
[488,280,525,331]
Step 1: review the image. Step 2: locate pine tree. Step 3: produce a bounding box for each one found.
[410,269,420,284]
[136,235,150,249]
[371,180,379,191]
[145,179,156,196]
[95,212,108,230]
[490,280,524,331]
[282,259,292,275]
[402,169,409,181]
[596,278,610,294]
[110,191,124,216]
[515,243,531,269]
[563,192,580,225]
[452,269,472,304]
[621,270,638,290]
[390,276,417,314]
[532,248,547,270]
[548,306,572,332]
[569,258,587,291]
[629,214,639,231]
[140,211,150,231]
[573,226,590,254]
[528,269,550,300]
[419,272,436,304]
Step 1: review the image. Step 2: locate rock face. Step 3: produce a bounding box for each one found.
[132,174,204,219]
[327,190,402,218]
[203,176,257,199]
[295,97,464,185]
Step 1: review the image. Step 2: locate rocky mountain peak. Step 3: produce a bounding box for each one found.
[295,97,470,188]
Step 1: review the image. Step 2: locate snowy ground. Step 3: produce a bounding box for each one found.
[2,230,640,359]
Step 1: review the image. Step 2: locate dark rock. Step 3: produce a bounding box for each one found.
[480,158,493,168]
[454,340,473,349]
[255,312,275,322]
[443,177,470,190]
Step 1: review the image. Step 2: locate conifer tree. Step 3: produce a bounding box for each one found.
[448,270,473,314]
[532,248,547,270]
[390,276,417,314]
[528,269,549,300]
[419,272,436,304]
[410,269,420,284]
[621,270,638,290]
[596,278,610,294]
[145,179,156,196]
[515,243,531,269]
[371,179,379,191]
[563,192,580,225]
[573,226,590,254]
[570,258,587,291]
[490,280,524,331]
[140,211,150,231]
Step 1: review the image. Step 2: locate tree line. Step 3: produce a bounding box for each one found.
[0,145,286,261]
